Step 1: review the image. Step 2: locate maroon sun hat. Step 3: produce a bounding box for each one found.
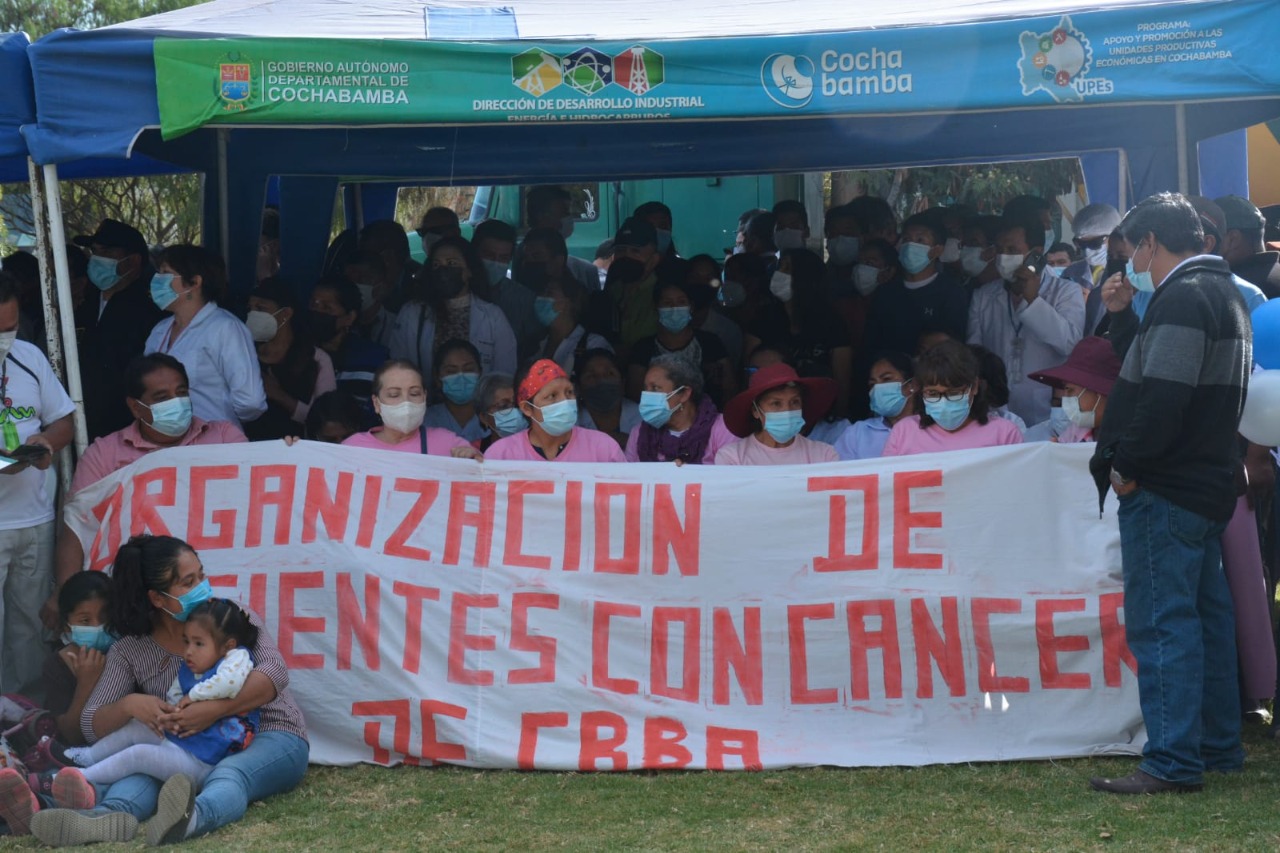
[1029,336,1122,396]
[722,363,837,438]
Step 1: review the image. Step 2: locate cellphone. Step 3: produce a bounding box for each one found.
[1024,250,1046,275]
[1104,257,1128,281]
[0,444,50,464]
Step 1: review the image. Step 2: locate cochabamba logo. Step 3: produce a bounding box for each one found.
[218,53,252,110]
[761,54,814,108]
[1019,16,1112,102]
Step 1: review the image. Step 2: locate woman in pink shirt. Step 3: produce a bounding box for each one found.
[340,360,482,459]
[714,363,839,465]
[883,340,1022,457]
[1028,336,1121,444]
[485,359,626,463]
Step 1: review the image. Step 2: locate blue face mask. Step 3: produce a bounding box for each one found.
[65,624,116,654]
[870,381,908,419]
[88,255,123,291]
[1126,253,1155,293]
[639,387,685,429]
[924,394,973,431]
[1049,405,1072,438]
[150,273,178,310]
[898,242,934,275]
[141,395,193,438]
[491,407,528,437]
[658,306,692,333]
[656,229,673,255]
[441,372,480,406]
[533,398,578,437]
[759,408,805,444]
[534,296,559,327]
[163,579,212,622]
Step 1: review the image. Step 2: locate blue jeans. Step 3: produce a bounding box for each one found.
[1117,488,1243,784]
[94,731,309,839]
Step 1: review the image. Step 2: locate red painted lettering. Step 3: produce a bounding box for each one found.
[847,599,903,700]
[443,482,496,567]
[579,710,628,771]
[591,601,641,694]
[642,717,692,769]
[392,581,441,674]
[787,603,838,704]
[245,464,296,547]
[503,481,555,570]
[1099,592,1137,687]
[130,467,176,538]
[336,573,381,671]
[706,726,762,771]
[593,483,642,574]
[517,711,569,770]
[651,607,700,703]
[712,607,763,706]
[651,484,701,576]
[301,467,353,544]
[186,465,238,550]
[448,593,498,685]
[910,597,965,698]
[809,475,879,571]
[508,592,559,684]
[383,478,440,561]
[1036,598,1091,690]
[972,598,1030,693]
[893,470,943,569]
[420,699,468,763]
[278,572,326,669]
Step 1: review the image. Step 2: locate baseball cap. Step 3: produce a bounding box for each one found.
[72,219,148,258]
[1214,195,1266,232]
[613,217,657,249]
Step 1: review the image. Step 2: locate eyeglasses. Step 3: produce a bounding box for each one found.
[1072,236,1107,251]
[921,388,971,404]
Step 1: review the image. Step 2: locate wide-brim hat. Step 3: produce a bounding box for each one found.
[1028,336,1122,397]
[722,363,837,437]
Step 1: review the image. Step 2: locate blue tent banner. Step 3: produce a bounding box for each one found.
[153,0,1280,138]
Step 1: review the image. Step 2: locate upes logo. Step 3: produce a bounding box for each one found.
[1018,15,1111,102]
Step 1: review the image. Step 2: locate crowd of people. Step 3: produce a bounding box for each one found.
[1,184,1279,842]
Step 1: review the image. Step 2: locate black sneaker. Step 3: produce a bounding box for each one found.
[146,774,195,847]
[30,809,138,847]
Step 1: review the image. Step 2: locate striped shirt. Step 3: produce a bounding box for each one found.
[81,609,307,744]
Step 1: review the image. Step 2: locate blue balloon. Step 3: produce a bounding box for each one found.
[1251,300,1280,369]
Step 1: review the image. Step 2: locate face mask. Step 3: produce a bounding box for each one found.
[960,247,989,276]
[355,283,377,312]
[719,279,746,308]
[1049,405,1072,437]
[163,579,212,623]
[759,408,805,444]
[996,254,1025,282]
[88,255,123,291]
[870,381,908,418]
[432,267,468,299]
[0,330,15,362]
[656,229,673,255]
[483,259,510,287]
[639,387,685,429]
[245,309,283,343]
[1086,244,1109,269]
[533,398,578,436]
[853,265,881,296]
[441,372,480,405]
[924,393,972,431]
[518,262,549,291]
[769,271,793,302]
[379,399,427,433]
[774,228,805,251]
[1062,393,1097,430]
[141,395,193,437]
[307,310,339,343]
[65,624,115,653]
[581,381,622,413]
[1044,229,1056,253]
[421,232,444,254]
[534,296,559,327]
[150,273,178,310]
[658,306,692,333]
[827,236,860,266]
[1126,252,1155,293]
[939,237,962,263]
[1045,265,1067,278]
[898,242,933,275]
[560,216,576,239]
[491,407,528,437]
[609,257,646,284]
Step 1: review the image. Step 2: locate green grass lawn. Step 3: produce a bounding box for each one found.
[5,724,1280,851]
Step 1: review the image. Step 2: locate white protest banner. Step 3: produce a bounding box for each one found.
[63,440,1142,770]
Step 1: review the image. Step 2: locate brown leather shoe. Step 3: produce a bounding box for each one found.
[1089,769,1202,794]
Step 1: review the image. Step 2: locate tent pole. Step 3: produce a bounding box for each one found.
[1175,103,1189,195]
[217,129,230,261]
[1119,150,1129,211]
[42,163,89,457]
[354,183,365,231]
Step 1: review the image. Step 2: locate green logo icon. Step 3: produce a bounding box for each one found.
[512,49,563,96]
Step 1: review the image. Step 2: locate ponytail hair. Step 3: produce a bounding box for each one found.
[108,535,193,637]
[188,598,259,652]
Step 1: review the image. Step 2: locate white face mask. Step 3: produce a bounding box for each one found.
[939,237,962,263]
[0,329,15,362]
[996,253,1025,282]
[769,270,793,302]
[1086,244,1109,269]
[378,400,427,433]
[355,283,377,312]
[1062,393,1097,430]
[245,309,283,343]
[853,264,881,296]
[960,247,988,277]
[774,228,805,251]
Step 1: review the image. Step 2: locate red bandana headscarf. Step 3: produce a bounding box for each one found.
[518,359,568,405]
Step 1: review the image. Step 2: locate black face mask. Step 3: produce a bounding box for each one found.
[581,380,623,413]
[307,311,339,343]
[608,257,646,285]
[432,267,468,299]
[518,262,549,291]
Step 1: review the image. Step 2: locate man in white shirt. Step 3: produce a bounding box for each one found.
[0,273,75,696]
[967,215,1085,427]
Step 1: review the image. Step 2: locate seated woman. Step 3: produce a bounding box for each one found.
[835,351,918,461]
[715,364,839,465]
[472,373,525,452]
[626,355,730,465]
[11,535,308,846]
[341,360,482,459]
[244,277,337,441]
[1028,336,1121,444]
[882,340,1023,457]
[626,280,735,408]
[532,276,611,375]
[423,339,487,443]
[486,359,626,463]
[575,349,640,447]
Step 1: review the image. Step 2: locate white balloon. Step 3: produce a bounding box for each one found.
[1238,370,1280,446]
